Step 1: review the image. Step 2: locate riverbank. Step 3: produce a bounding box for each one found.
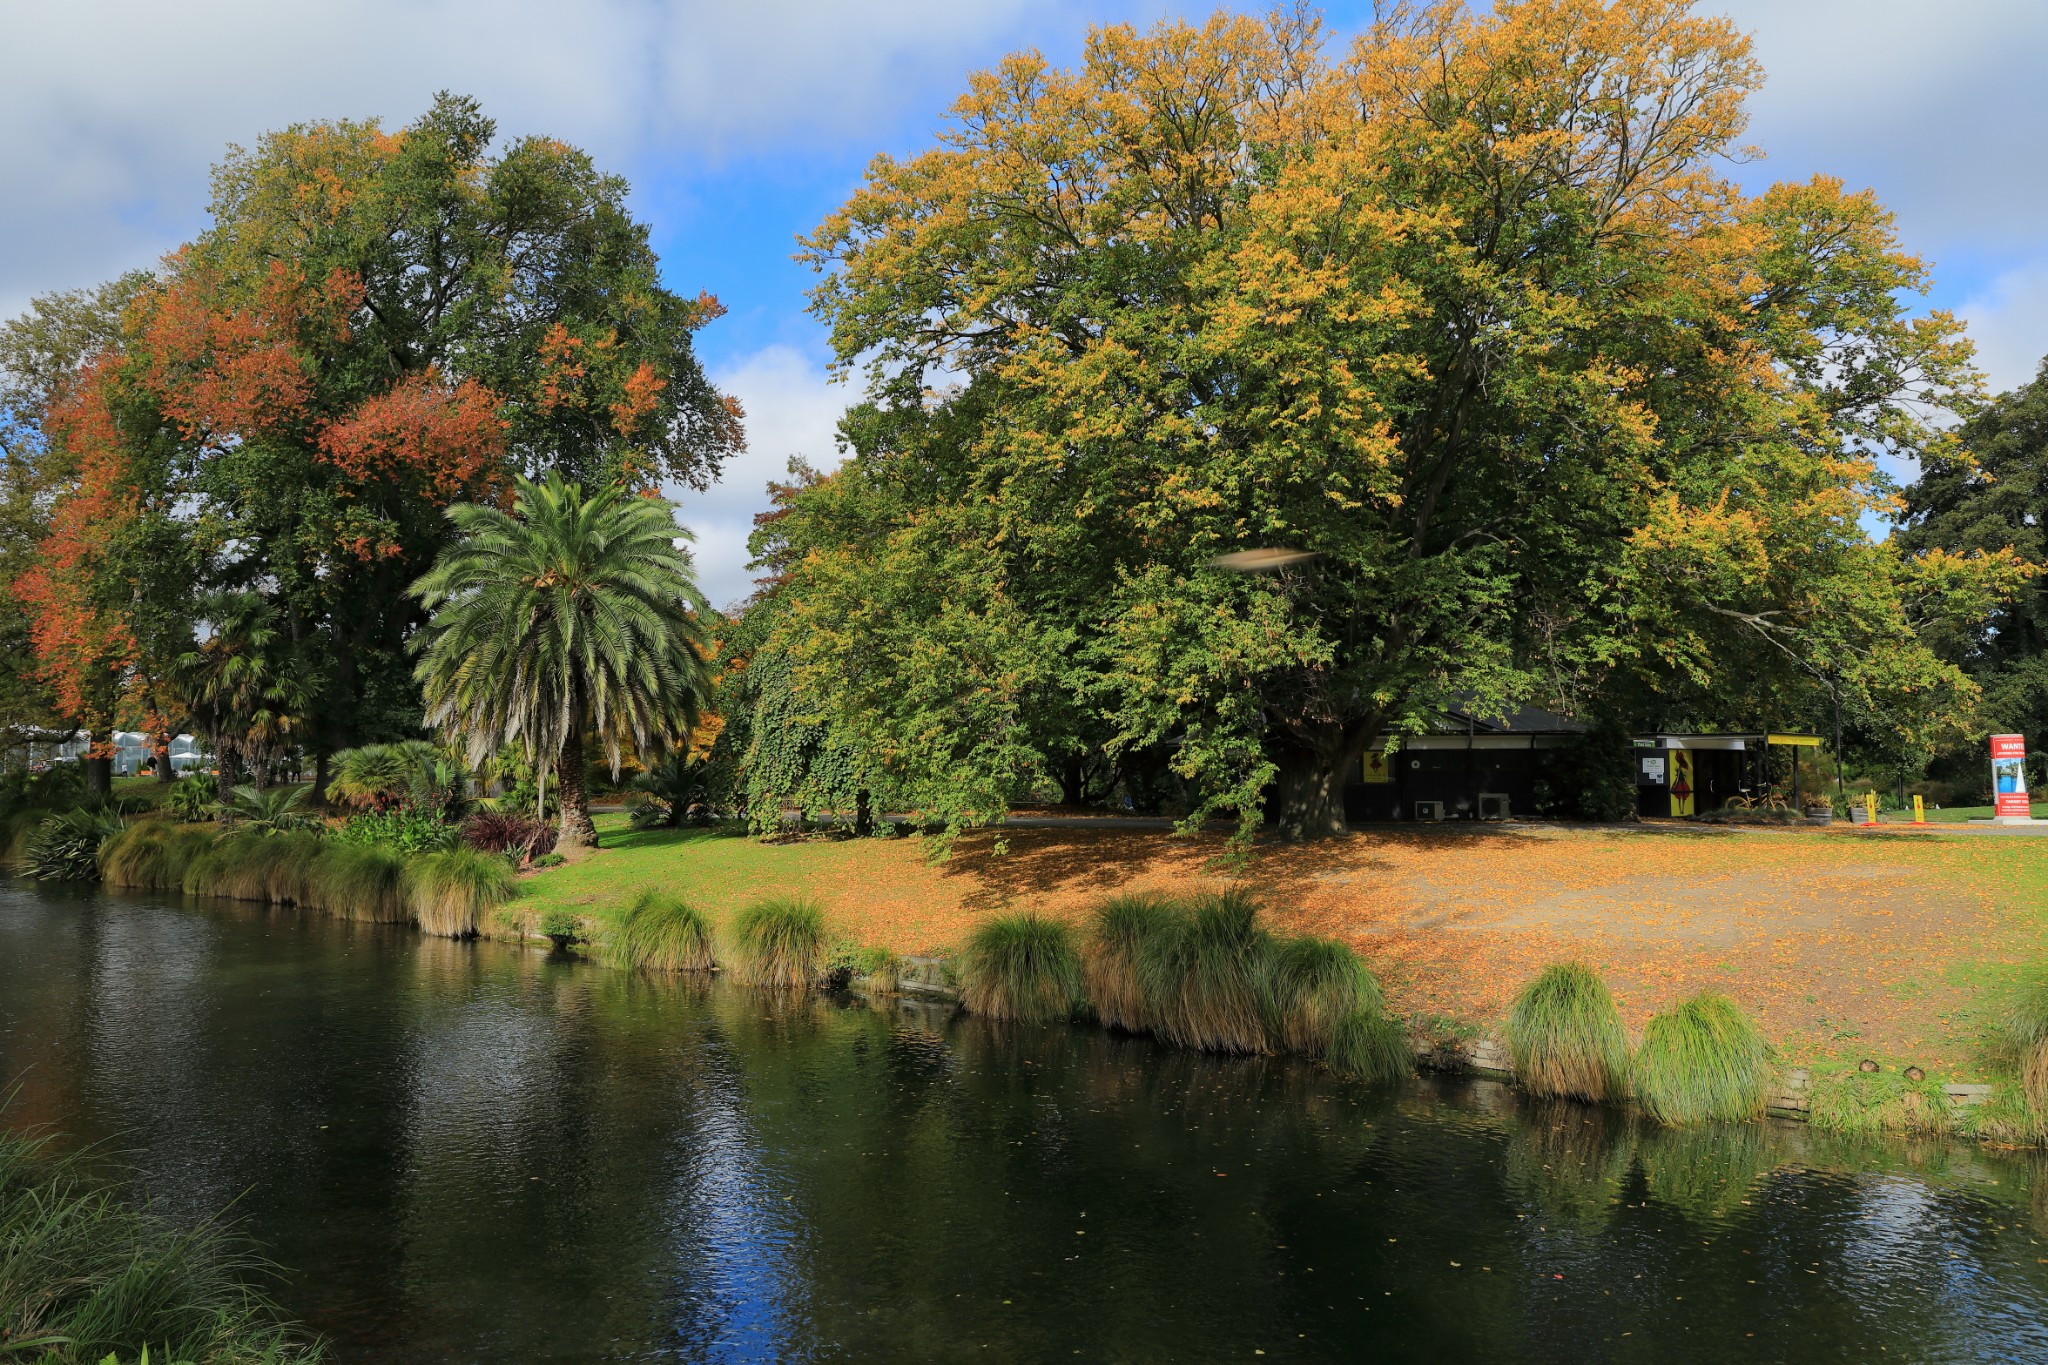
[499,818,2045,1103]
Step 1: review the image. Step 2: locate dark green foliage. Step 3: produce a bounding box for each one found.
[1630,992,1773,1125]
[23,806,126,880]
[0,1124,322,1363]
[1083,893,1178,1033]
[728,897,827,989]
[1503,963,1629,1103]
[405,847,516,937]
[627,753,720,829]
[163,773,219,822]
[1134,890,1274,1055]
[960,914,1083,1022]
[334,807,459,855]
[599,891,716,972]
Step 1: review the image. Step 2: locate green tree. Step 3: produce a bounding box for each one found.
[410,473,712,849]
[780,1,2018,842]
[1897,357,2048,760]
[171,591,307,801]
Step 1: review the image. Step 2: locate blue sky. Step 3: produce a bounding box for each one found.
[5,0,2047,606]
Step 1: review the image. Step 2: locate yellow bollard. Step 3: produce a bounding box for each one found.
[1865,791,1879,826]
[1913,793,1926,825]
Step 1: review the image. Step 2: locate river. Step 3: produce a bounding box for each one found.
[3,882,2047,1362]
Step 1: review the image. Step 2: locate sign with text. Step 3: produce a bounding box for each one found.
[1991,734,2030,818]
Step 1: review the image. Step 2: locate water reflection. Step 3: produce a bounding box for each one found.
[5,882,2048,1363]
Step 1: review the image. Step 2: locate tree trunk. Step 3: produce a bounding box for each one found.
[557,730,598,851]
[1267,733,1359,843]
[155,740,174,783]
[1058,759,1085,807]
[83,755,113,797]
[311,751,331,807]
[853,787,874,837]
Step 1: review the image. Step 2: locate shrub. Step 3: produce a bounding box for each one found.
[1630,992,1774,1125]
[850,944,900,994]
[0,1125,322,1364]
[1502,962,1628,1103]
[1083,893,1178,1033]
[303,842,410,923]
[960,914,1083,1022]
[406,846,516,937]
[729,897,827,989]
[598,891,716,971]
[222,784,318,835]
[460,809,558,860]
[23,807,127,881]
[100,822,187,890]
[163,773,219,822]
[1135,890,1274,1054]
[327,740,457,813]
[335,807,459,856]
[204,832,289,903]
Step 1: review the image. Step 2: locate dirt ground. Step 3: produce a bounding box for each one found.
[906,822,2039,1072]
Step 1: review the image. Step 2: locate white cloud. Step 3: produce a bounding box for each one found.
[670,343,851,612]
[1721,0,2048,249]
[1959,259,2048,396]
[0,0,1067,311]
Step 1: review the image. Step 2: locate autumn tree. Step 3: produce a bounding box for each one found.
[16,94,742,789]
[778,0,2023,841]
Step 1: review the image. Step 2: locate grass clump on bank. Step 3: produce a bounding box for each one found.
[960,914,1082,1023]
[0,1124,322,1364]
[1807,1066,1952,1137]
[600,891,717,972]
[302,843,409,923]
[1136,890,1273,1055]
[405,847,516,938]
[1263,934,1410,1084]
[1503,962,1628,1103]
[1630,992,1773,1125]
[729,897,827,989]
[1999,976,2048,1114]
[1083,893,1177,1033]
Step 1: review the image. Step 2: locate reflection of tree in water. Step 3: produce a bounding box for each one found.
[1499,1099,1637,1230]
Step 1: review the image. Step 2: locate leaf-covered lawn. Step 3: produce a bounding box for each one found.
[511,818,2045,1077]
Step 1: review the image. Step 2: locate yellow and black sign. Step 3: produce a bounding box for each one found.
[1668,749,1695,817]
[1361,748,1395,784]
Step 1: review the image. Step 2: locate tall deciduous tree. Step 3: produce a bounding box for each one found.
[411,474,712,850]
[780,0,2023,841]
[15,94,742,785]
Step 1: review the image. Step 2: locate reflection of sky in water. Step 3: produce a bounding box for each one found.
[1840,1175,2048,1364]
[657,1037,810,1364]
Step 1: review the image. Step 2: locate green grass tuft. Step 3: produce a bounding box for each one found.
[0,1123,322,1363]
[1806,1066,1952,1137]
[1135,889,1274,1055]
[960,913,1083,1023]
[102,821,221,891]
[1502,962,1629,1103]
[2000,974,2048,1113]
[1630,991,1773,1125]
[1262,934,1410,1083]
[301,842,411,924]
[405,847,517,938]
[1083,893,1178,1033]
[599,890,717,971]
[729,897,827,989]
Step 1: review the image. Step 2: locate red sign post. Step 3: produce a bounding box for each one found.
[1991,734,2031,819]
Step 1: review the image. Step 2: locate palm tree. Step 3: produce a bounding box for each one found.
[172,592,306,803]
[410,473,712,850]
